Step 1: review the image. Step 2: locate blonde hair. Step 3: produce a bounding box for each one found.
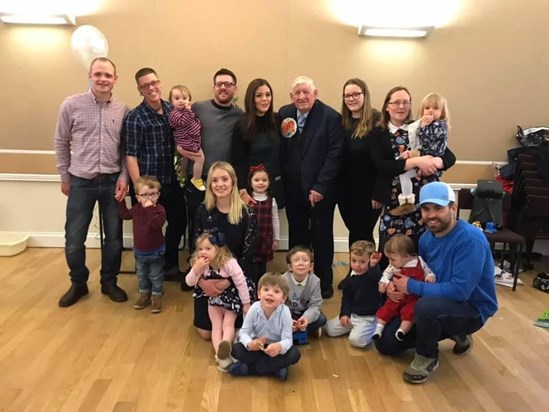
[349,240,376,258]
[136,175,161,192]
[204,161,246,224]
[418,92,451,128]
[258,272,290,298]
[191,232,233,270]
[168,85,192,103]
[383,234,416,257]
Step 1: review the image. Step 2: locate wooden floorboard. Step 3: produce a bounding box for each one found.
[0,248,548,412]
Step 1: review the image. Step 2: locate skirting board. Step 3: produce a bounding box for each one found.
[26,233,348,252]
[23,232,549,255]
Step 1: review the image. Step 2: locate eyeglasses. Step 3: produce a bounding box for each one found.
[136,192,160,199]
[138,80,160,90]
[214,81,235,89]
[388,100,411,107]
[290,258,311,264]
[342,92,363,101]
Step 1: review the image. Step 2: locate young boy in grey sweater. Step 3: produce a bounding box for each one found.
[282,246,326,342]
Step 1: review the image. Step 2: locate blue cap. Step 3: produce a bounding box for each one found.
[419,182,455,206]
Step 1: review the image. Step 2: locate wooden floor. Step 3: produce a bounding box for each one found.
[1,248,548,412]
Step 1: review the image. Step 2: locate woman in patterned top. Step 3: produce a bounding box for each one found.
[369,86,456,268]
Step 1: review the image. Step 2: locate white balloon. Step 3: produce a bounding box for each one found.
[71,25,109,69]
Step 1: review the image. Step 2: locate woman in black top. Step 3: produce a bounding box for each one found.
[338,78,382,247]
[231,78,283,207]
[192,161,256,339]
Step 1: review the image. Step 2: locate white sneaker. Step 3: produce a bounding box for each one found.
[217,356,233,372]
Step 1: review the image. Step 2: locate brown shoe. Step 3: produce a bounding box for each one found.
[151,295,162,313]
[217,340,232,360]
[133,293,151,309]
[58,283,88,307]
[390,203,417,217]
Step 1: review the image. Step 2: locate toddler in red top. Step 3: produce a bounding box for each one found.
[168,85,206,191]
[118,175,166,313]
[372,235,436,341]
[248,165,280,286]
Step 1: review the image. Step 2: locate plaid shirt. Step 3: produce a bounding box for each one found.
[123,99,176,184]
[54,90,129,183]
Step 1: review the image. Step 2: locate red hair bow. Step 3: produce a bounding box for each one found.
[249,164,266,175]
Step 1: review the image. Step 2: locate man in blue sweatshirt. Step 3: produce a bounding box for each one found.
[374,181,498,384]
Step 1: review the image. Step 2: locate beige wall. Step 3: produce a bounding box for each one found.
[1,0,548,174]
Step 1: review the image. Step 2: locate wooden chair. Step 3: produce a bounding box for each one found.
[511,193,549,272]
[457,189,526,291]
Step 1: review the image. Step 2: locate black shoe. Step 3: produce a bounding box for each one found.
[164,268,186,282]
[321,286,334,299]
[101,283,128,302]
[179,267,194,291]
[451,334,473,355]
[59,284,89,307]
[180,281,194,291]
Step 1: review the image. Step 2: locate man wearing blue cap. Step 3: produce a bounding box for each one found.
[374,181,498,384]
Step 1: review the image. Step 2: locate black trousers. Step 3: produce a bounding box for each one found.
[284,181,335,293]
[231,342,301,375]
[184,181,206,256]
[338,193,380,247]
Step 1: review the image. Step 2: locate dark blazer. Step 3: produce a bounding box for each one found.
[369,127,456,204]
[279,99,344,198]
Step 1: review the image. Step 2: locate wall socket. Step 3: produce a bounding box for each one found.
[492,162,507,176]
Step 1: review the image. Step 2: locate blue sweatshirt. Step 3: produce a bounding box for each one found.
[409,219,498,324]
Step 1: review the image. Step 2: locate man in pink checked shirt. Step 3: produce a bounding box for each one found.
[54,57,129,307]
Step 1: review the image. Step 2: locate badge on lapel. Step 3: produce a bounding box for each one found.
[281,117,297,138]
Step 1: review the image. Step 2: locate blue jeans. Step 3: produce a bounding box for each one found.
[135,250,165,295]
[65,174,122,285]
[374,296,484,358]
[305,312,327,334]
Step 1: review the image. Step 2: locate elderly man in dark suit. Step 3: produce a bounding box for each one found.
[279,76,344,298]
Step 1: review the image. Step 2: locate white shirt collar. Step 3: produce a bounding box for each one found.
[253,191,268,201]
[290,273,309,287]
[388,121,408,134]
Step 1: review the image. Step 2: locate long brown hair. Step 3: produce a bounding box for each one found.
[341,78,374,139]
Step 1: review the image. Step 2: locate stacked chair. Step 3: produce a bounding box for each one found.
[457,187,525,291]
[510,154,549,275]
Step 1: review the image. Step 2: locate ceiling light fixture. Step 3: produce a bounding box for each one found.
[358,25,434,38]
[0,13,75,25]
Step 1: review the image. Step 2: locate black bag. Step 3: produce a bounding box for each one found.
[469,180,504,226]
[516,125,549,147]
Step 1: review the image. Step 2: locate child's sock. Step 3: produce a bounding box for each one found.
[395,328,406,341]
[372,323,384,340]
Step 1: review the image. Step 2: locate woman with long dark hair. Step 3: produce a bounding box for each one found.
[231,78,283,207]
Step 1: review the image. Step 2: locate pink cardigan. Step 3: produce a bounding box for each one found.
[185,257,251,304]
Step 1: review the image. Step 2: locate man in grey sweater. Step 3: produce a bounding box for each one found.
[181,68,244,274]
